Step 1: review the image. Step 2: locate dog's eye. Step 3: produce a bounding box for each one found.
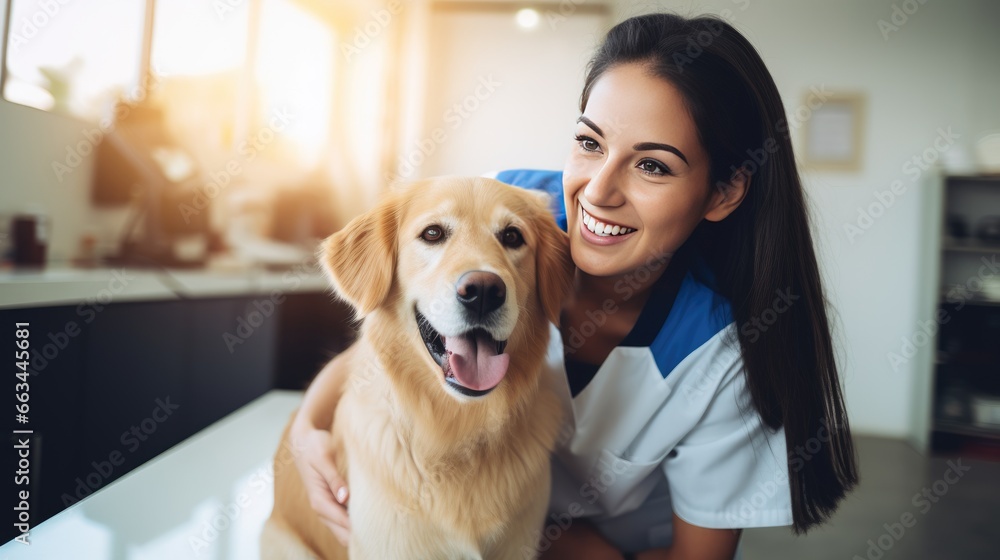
[421,225,445,243]
[500,227,524,248]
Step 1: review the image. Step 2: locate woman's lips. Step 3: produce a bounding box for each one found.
[579,205,637,245]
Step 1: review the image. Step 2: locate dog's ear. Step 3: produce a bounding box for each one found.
[534,215,575,325]
[320,195,399,317]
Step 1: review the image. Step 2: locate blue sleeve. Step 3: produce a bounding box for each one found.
[495,169,567,232]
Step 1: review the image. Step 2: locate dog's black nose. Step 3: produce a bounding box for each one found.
[456,271,506,319]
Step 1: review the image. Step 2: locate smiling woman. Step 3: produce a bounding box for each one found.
[494,12,858,560]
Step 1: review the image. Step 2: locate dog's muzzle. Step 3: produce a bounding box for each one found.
[415,309,509,397]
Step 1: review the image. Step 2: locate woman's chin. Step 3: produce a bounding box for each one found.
[570,250,632,279]
[571,242,675,282]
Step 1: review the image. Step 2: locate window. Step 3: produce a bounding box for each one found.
[2,0,335,168]
[254,0,333,167]
[2,0,148,122]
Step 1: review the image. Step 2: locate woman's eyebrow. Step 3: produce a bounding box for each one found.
[633,142,689,165]
[576,115,604,137]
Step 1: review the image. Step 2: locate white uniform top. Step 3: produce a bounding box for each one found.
[493,169,793,555]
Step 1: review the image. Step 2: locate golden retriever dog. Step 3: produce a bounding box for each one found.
[261,176,574,559]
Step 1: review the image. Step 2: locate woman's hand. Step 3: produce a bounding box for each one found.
[538,518,624,560]
[289,421,352,546]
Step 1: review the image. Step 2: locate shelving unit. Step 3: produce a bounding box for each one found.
[928,173,1000,459]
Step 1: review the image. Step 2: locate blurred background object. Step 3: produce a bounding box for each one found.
[975,131,1000,173]
[10,210,47,266]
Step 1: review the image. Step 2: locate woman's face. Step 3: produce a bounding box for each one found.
[563,62,730,280]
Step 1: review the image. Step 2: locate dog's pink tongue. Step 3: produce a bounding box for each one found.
[445,332,509,391]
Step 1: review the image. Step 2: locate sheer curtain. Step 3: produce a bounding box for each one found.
[298,0,429,228]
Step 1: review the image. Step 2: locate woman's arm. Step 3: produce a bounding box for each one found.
[291,353,351,434]
[538,514,741,560]
[288,353,354,545]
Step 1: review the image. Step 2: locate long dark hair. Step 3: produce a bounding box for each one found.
[581,13,858,533]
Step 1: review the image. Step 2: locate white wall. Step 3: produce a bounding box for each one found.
[413,5,610,178]
[0,96,100,263]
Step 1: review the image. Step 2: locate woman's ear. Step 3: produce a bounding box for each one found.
[535,215,575,325]
[320,195,399,317]
[704,168,751,222]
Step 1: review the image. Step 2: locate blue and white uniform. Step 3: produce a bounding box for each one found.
[492,169,793,555]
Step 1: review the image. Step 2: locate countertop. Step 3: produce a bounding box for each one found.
[0,390,303,559]
[0,265,330,310]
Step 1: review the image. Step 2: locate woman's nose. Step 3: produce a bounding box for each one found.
[582,165,625,208]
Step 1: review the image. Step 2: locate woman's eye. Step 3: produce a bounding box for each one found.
[500,227,524,248]
[575,135,602,153]
[421,225,445,243]
[637,159,671,176]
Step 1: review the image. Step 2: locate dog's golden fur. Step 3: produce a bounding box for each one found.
[262,177,574,559]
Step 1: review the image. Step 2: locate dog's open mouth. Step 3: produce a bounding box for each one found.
[416,310,509,397]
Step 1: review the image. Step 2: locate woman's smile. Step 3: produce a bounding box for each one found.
[579,204,637,246]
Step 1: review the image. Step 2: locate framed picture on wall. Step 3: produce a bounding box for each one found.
[802,92,866,172]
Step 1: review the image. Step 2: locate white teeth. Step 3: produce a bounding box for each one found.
[581,207,634,237]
